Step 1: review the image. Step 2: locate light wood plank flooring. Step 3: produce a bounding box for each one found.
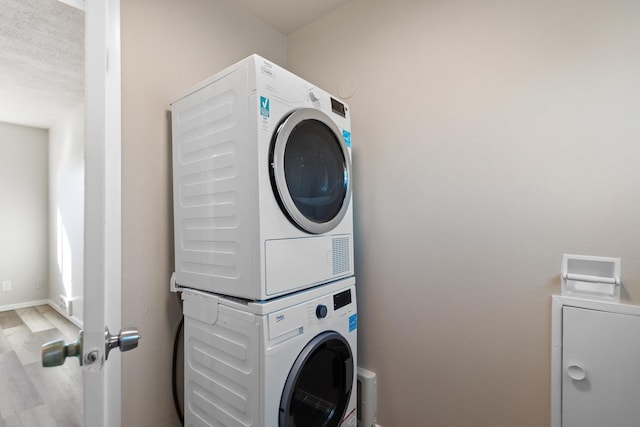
[0,305,82,426]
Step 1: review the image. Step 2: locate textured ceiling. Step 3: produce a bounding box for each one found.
[0,0,84,129]
[0,0,350,130]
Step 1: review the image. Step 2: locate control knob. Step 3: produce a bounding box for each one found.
[316,304,328,319]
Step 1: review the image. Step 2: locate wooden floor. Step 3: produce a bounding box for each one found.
[0,305,82,426]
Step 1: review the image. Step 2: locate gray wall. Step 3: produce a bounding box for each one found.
[121,0,640,425]
[0,122,48,309]
[287,0,640,425]
[120,0,286,425]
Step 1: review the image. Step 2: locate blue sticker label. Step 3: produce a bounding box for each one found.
[342,130,351,148]
[260,96,270,118]
[349,314,357,332]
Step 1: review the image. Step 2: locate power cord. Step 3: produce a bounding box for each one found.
[172,314,184,425]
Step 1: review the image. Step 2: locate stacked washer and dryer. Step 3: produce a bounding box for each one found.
[170,55,357,427]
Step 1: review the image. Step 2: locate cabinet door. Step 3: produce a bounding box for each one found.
[562,307,640,427]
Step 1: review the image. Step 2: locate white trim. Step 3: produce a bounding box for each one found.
[550,295,640,427]
[104,1,122,425]
[83,1,122,425]
[553,295,640,316]
[0,299,50,313]
[551,297,564,427]
[47,299,84,329]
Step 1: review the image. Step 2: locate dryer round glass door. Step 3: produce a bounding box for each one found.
[279,331,354,427]
[270,108,352,234]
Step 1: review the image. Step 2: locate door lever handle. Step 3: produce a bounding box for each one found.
[42,327,140,367]
[42,331,83,367]
[105,327,141,360]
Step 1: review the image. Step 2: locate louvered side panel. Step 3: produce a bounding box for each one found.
[185,304,260,427]
[172,65,252,293]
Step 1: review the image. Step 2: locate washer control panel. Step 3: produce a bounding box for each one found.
[333,289,352,310]
[267,287,355,340]
[316,304,328,319]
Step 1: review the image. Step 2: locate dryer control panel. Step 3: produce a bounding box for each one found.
[331,97,346,117]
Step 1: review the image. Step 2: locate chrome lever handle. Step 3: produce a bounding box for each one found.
[105,327,140,360]
[42,331,83,367]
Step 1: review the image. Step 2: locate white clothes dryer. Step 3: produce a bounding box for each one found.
[182,277,358,427]
[171,55,354,300]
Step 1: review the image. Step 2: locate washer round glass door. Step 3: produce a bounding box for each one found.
[270,108,352,234]
[279,331,354,427]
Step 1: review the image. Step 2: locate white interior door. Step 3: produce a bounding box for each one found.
[562,306,640,427]
[83,0,122,425]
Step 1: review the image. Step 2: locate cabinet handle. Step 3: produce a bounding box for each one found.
[567,364,587,381]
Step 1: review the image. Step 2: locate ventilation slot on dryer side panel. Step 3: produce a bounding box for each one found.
[332,237,351,275]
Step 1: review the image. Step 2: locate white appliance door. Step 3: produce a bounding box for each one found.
[562,306,640,427]
[270,108,352,234]
[279,331,354,426]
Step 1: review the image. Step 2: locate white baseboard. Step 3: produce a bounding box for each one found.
[47,298,83,328]
[0,299,50,313]
[0,298,83,329]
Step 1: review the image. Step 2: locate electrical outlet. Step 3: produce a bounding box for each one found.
[59,294,74,316]
[2,280,12,292]
[59,295,68,311]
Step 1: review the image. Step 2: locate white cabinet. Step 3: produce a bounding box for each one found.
[559,304,640,427]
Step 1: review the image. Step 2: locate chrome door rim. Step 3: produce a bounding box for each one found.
[271,108,352,234]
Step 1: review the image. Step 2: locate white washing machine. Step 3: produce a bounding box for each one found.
[171,54,354,300]
[182,277,357,427]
